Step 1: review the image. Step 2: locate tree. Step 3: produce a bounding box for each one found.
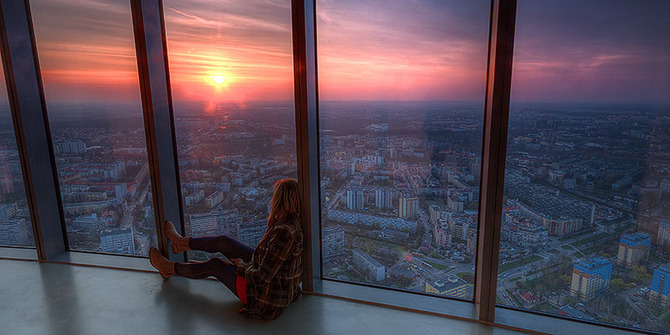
[610,278,627,291]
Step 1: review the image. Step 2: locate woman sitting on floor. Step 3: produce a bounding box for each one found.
[149,178,304,320]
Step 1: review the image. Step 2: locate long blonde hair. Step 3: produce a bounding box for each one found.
[268,178,300,227]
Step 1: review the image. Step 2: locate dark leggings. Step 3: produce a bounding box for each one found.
[173,235,254,297]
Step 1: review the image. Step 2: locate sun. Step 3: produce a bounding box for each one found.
[212,75,226,87]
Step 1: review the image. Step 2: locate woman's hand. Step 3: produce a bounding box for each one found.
[231,258,245,267]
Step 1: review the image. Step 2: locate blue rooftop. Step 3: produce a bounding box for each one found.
[621,231,650,242]
[659,263,670,274]
[620,231,652,247]
[576,256,611,270]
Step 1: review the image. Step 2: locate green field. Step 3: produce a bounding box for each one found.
[571,232,610,247]
[558,229,595,242]
[423,260,449,270]
[499,255,542,273]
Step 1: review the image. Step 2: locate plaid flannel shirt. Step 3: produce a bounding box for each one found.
[236,217,303,320]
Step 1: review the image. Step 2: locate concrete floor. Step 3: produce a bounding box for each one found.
[0,259,529,335]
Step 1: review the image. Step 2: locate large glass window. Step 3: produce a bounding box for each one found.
[317,0,490,300]
[31,0,154,256]
[163,0,296,261]
[496,1,670,333]
[0,53,34,248]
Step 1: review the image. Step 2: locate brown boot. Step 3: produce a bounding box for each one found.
[149,247,175,279]
[164,221,189,254]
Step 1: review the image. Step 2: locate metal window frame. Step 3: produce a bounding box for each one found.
[475,0,516,322]
[130,0,185,262]
[0,0,66,260]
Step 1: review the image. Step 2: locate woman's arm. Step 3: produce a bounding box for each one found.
[235,226,295,285]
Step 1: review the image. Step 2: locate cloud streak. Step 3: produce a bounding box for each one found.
[3,0,666,105]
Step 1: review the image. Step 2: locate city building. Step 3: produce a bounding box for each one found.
[0,203,19,221]
[327,209,417,233]
[570,257,612,301]
[650,263,670,306]
[398,194,418,220]
[189,211,218,237]
[375,189,393,209]
[658,221,670,246]
[617,232,651,267]
[352,248,385,282]
[237,219,267,248]
[425,276,470,299]
[70,213,100,232]
[54,140,86,155]
[502,225,548,248]
[446,196,464,212]
[434,227,451,249]
[100,227,135,255]
[322,225,345,261]
[217,209,241,237]
[204,191,223,209]
[0,218,29,246]
[429,204,441,224]
[544,218,582,236]
[346,189,364,211]
[184,189,205,206]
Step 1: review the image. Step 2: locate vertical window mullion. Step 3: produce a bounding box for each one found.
[474,0,517,322]
[292,0,321,292]
[0,0,67,260]
[130,0,185,261]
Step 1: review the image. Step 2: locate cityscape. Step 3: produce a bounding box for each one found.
[1,100,670,333]
[318,101,670,333]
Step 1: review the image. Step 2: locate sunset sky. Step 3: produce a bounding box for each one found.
[1,0,667,105]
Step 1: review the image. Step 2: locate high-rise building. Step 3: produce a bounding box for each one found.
[322,225,345,261]
[658,221,670,246]
[346,189,364,211]
[570,257,612,301]
[399,194,418,220]
[375,189,393,209]
[650,263,670,306]
[100,227,135,255]
[429,204,441,224]
[617,232,651,267]
[434,227,451,249]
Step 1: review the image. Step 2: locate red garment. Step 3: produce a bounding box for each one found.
[236,275,248,305]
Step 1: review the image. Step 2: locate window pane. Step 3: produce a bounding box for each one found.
[318,1,490,300]
[164,0,296,261]
[31,0,155,256]
[0,53,35,248]
[496,1,670,333]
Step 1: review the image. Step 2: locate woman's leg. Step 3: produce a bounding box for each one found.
[188,235,254,262]
[174,258,239,297]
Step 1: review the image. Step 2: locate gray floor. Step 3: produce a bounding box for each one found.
[0,259,529,335]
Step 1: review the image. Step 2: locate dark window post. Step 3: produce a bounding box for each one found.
[0,0,67,260]
[475,0,517,322]
[291,0,321,292]
[130,0,185,262]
